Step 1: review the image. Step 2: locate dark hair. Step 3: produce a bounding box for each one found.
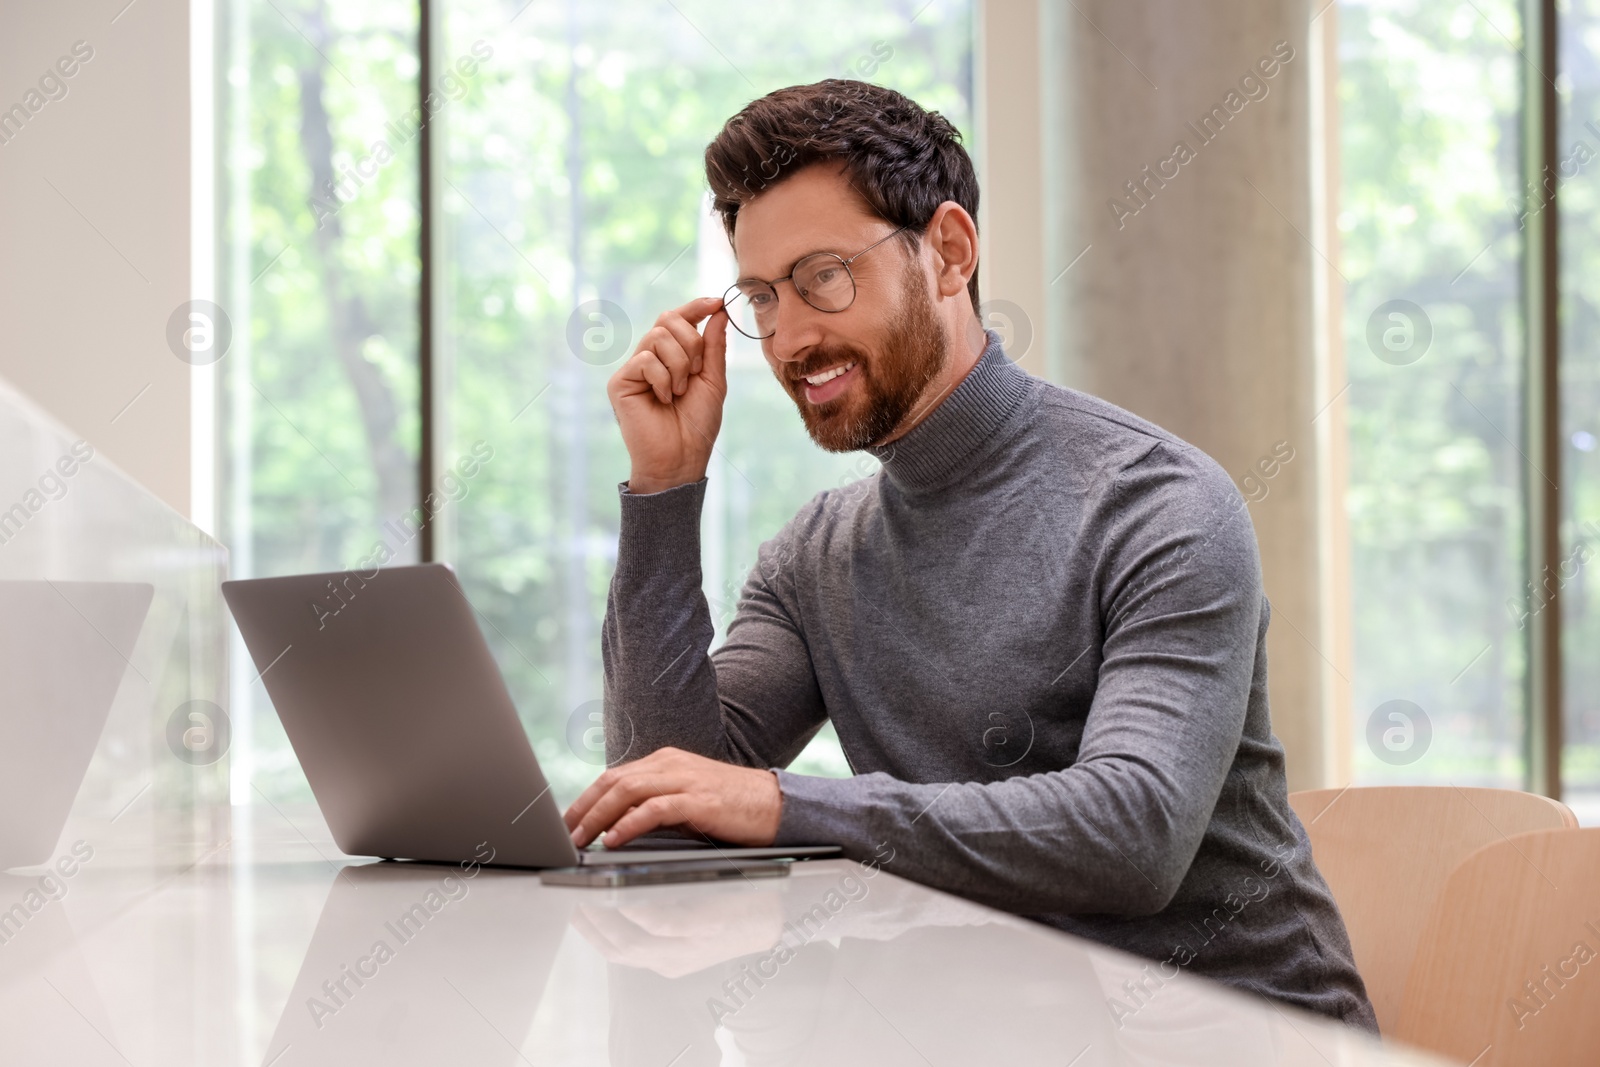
[704,79,981,314]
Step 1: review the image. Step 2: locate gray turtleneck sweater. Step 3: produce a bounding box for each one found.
[603,329,1378,1033]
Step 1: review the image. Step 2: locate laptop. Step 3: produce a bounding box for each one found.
[220,563,839,871]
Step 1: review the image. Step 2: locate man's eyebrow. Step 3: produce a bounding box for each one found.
[738,245,841,283]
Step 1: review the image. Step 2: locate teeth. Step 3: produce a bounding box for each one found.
[805,362,856,386]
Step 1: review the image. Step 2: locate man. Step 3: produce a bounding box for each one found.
[563,78,1378,1033]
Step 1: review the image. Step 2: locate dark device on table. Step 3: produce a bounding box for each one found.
[539,855,795,887]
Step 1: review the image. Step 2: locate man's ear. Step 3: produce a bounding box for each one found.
[925,201,978,301]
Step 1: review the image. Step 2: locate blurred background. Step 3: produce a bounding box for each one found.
[2,0,1597,835]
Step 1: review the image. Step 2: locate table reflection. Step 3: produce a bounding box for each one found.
[262,861,572,1065]
[261,858,1413,1067]
[578,862,1119,1066]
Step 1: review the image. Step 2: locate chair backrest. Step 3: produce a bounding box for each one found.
[1287,786,1576,1033]
[1395,827,1600,1065]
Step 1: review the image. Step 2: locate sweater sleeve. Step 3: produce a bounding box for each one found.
[770,445,1262,918]
[602,479,829,770]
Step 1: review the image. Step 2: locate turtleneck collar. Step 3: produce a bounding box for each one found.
[867,328,1035,494]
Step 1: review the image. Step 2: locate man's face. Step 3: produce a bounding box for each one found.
[732,164,950,452]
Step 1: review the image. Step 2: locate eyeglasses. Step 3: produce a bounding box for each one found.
[721,225,913,340]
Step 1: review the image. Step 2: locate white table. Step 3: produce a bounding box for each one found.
[0,804,1456,1066]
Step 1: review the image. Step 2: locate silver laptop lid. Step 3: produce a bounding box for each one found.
[222,563,581,868]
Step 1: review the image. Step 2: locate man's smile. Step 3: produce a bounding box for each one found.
[799,360,859,404]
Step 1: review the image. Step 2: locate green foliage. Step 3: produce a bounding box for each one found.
[222,0,974,804]
[220,0,1600,810]
[440,0,975,802]
[1340,0,1527,785]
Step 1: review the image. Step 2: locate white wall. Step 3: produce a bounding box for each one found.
[0,0,192,518]
[976,0,1048,380]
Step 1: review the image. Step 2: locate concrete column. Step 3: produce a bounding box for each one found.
[1042,1,1330,789]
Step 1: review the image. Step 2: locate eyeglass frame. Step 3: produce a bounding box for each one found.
[721,223,915,340]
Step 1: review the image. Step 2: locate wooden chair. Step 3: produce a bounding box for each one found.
[1287,786,1576,1033]
[1394,828,1600,1065]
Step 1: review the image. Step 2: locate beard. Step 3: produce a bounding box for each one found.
[778,261,950,453]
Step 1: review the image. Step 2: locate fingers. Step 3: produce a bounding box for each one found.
[564,747,720,849]
[568,770,677,848]
[677,297,727,379]
[639,353,674,404]
[563,757,779,849]
[651,296,726,394]
[563,761,652,832]
[613,296,724,406]
[603,794,696,848]
[672,294,725,328]
[638,325,692,398]
[699,305,729,390]
[563,776,603,832]
[655,315,705,392]
[563,768,646,832]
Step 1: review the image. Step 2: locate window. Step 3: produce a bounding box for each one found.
[219,0,423,800]
[1559,0,1600,820]
[219,0,976,805]
[1337,0,1526,787]
[1337,0,1594,819]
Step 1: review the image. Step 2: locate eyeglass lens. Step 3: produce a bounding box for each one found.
[725,253,856,339]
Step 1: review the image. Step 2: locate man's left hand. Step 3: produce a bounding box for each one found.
[562,746,783,849]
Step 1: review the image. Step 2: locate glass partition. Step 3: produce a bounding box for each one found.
[0,372,230,1047]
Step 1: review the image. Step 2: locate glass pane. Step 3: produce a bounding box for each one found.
[218,0,422,801]
[438,1,975,802]
[0,376,228,892]
[1338,0,1526,786]
[1560,0,1600,823]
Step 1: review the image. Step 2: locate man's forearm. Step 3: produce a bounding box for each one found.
[603,480,828,770]
[769,760,1216,918]
[603,479,729,764]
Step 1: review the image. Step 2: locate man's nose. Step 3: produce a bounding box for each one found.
[766,293,822,364]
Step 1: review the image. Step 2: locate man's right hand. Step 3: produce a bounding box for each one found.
[606,296,730,494]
